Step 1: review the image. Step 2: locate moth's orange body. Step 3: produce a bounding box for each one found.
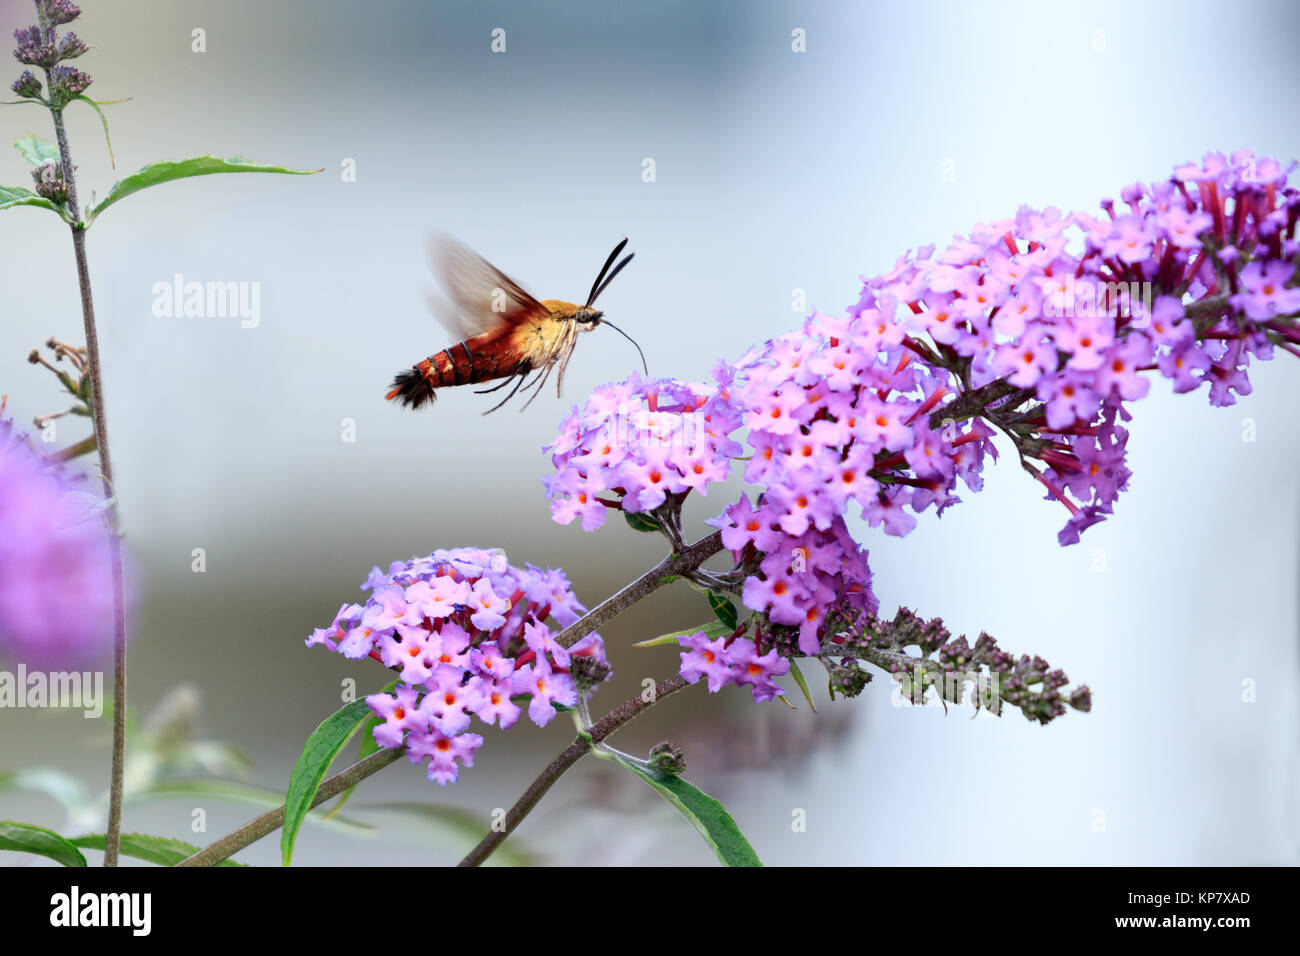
[404,300,585,392]
[386,239,639,413]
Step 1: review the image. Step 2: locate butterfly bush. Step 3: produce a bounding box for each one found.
[0,410,120,668]
[543,375,743,531]
[306,547,608,785]
[546,148,1297,710]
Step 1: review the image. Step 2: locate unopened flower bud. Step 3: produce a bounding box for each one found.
[30,160,68,203]
[569,653,612,691]
[11,69,42,99]
[46,63,90,109]
[825,658,871,700]
[12,25,56,67]
[37,0,81,27]
[647,741,686,776]
[56,31,87,60]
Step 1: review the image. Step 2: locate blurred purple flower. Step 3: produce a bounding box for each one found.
[0,420,124,668]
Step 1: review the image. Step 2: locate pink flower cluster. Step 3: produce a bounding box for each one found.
[307,548,606,785]
[544,374,743,530]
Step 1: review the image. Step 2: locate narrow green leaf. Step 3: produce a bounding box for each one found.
[0,820,87,867]
[623,510,659,533]
[86,155,322,226]
[636,619,731,647]
[0,183,67,218]
[69,832,247,867]
[707,593,738,629]
[13,132,57,165]
[0,767,88,812]
[323,679,396,819]
[323,713,381,820]
[72,95,118,168]
[601,753,761,866]
[281,698,373,866]
[787,658,817,713]
[134,779,373,835]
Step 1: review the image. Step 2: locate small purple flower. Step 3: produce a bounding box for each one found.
[360,584,420,631]
[513,658,577,727]
[419,664,483,737]
[405,729,483,786]
[523,619,570,668]
[473,678,522,729]
[365,685,425,749]
[678,631,732,692]
[1231,260,1300,321]
[725,639,791,703]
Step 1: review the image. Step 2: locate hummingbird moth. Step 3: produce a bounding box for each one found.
[386,237,644,413]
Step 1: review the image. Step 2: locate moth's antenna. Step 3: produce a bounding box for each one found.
[585,238,630,308]
[589,253,634,306]
[600,318,648,374]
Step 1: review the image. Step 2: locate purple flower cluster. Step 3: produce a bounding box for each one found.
[543,148,1299,700]
[544,374,742,530]
[722,149,1299,548]
[307,547,606,785]
[713,508,879,656]
[10,1,91,109]
[0,414,119,668]
[855,148,1297,542]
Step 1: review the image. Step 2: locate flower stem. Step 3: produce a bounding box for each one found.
[43,83,129,865]
[457,674,690,867]
[175,747,404,867]
[554,529,724,649]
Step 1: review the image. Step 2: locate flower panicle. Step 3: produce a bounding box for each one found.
[11,0,90,107]
[541,149,1292,711]
[306,547,607,786]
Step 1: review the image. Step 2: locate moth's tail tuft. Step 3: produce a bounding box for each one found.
[386,368,436,409]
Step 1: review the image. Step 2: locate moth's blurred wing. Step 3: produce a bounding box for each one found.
[430,235,550,342]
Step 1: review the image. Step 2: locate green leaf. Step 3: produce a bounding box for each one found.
[321,679,395,819]
[787,658,817,713]
[134,779,373,835]
[68,832,246,867]
[0,820,87,867]
[86,155,322,226]
[0,767,88,813]
[707,593,738,630]
[13,132,58,166]
[323,714,382,820]
[72,96,119,168]
[635,619,731,647]
[0,183,68,219]
[623,510,660,533]
[281,698,373,866]
[600,752,761,866]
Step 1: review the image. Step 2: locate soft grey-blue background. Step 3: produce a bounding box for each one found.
[1,0,1297,865]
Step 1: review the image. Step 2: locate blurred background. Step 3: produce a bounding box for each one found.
[1,0,1298,865]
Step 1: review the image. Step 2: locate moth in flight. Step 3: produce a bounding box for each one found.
[386,237,644,413]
